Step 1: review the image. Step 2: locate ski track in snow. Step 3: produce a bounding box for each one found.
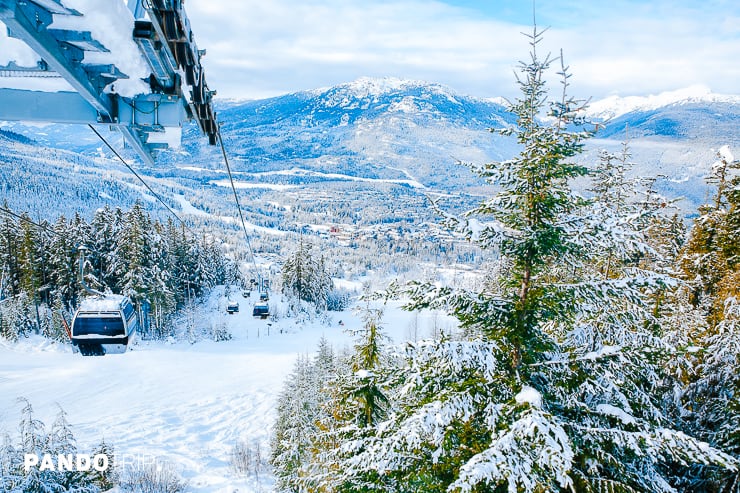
[0,289,449,492]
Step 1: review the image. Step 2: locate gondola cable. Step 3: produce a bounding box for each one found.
[216,127,259,275]
[87,124,196,237]
[0,205,66,240]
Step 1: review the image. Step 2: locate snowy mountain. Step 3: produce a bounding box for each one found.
[583,85,739,145]
[585,84,740,121]
[181,78,740,216]
[1,77,739,223]
[176,77,519,191]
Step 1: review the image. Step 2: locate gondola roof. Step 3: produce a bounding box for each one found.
[77,295,129,312]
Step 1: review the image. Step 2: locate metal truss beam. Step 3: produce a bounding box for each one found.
[0,0,218,164]
[0,88,98,123]
[0,0,113,118]
[0,89,186,127]
[0,88,190,165]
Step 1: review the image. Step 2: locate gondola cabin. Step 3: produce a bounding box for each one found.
[252,302,270,319]
[71,295,138,356]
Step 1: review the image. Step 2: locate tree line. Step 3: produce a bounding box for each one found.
[0,201,239,341]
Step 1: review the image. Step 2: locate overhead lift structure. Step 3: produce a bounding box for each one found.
[0,0,218,165]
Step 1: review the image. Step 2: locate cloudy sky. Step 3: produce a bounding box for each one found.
[1,0,738,101]
[184,0,739,100]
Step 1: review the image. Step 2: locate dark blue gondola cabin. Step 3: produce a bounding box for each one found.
[71,295,138,355]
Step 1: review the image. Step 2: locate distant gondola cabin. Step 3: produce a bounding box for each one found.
[252,302,270,319]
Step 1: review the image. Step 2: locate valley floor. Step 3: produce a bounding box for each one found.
[0,287,448,492]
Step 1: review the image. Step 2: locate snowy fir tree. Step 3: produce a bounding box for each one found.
[87,439,118,492]
[271,27,737,493]
[292,305,392,493]
[271,340,338,492]
[680,146,740,325]
[0,400,102,492]
[281,238,334,311]
[675,145,740,491]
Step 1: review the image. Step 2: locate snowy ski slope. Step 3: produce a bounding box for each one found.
[0,287,454,492]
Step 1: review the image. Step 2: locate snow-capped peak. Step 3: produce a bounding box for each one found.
[312,76,459,101]
[343,76,422,96]
[586,84,740,121]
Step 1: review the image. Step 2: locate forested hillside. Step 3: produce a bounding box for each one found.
[0,202,239,341]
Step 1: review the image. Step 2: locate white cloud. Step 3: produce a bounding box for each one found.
[0,21,41,66]
[185,0,739,100]
[1,0,737,100]
[188,0,525,99]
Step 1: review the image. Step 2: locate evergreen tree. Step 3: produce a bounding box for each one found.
[683,295,740,492]
[2,401,101,493]
[88,439,118,491]
[272,355,325,492]
[298,307,391,493]
[164,219,194,307]
[282,238,333,311]
[17,216,42,306]
[47,216,79,309]
[90,206,123,293]
[47,408,90,491]
[303,27,735,492]
[344,307,390,428]
[0,205,21,298]
[0,431,18,491]
[680,146,739,323]
[676,145,740,491]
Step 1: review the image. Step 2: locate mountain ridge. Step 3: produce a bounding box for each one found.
[1,77,738,225]
[585,84,740,121]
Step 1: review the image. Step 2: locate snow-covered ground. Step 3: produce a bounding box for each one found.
[0,287,456,492]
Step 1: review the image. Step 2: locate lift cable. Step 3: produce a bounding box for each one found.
[0,205,67,240]
[87,124,196,237]
[2,126,259,290]
[216,127,259,274]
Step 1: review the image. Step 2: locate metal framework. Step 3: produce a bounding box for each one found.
[0,0,217,165]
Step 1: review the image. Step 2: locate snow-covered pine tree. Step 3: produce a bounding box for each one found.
[164,218,193,307]
[47,407,87,491]
[677,145,740,491]
[298,306,392,493]
[14,398,51,492]
[47,216,79,310]
[271,344,337,492]
[0,431,18,491]
[118,202,151,296]
[88,439,118,491]
[682,295,740,492]
[680,146,739,323]
[0,206,20,295]
[4,402,102,492]
[90,205,123,295]
[282,238,333,311]
[17,214,43,314]
[314,26,736,493]
[344,307,390,429]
